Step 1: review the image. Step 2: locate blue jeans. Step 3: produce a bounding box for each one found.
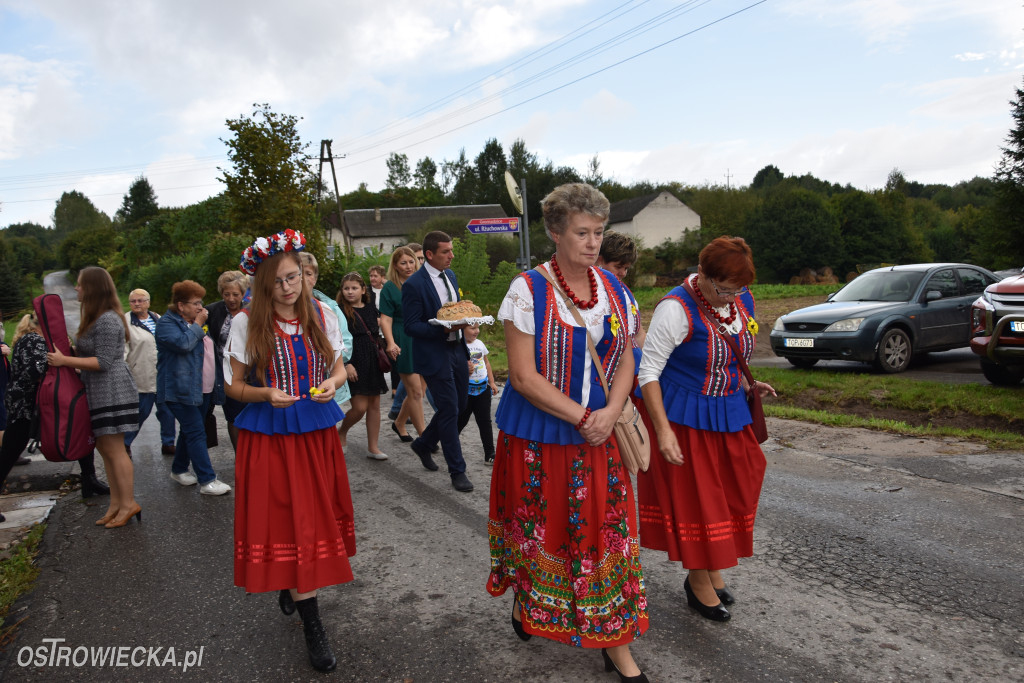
[390,380,437,414]
[125,392,177,447]
[166,395,216,485]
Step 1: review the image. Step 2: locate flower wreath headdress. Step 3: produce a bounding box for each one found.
[239,229,306,275]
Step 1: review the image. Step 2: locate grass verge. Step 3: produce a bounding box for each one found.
[0,523,46,647]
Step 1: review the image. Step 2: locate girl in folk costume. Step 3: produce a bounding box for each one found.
[487,184,649,682]
[224,231,354,673]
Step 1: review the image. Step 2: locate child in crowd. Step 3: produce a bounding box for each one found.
[335,272,389,459]
[457,324,498,464]
[368,265,386,311]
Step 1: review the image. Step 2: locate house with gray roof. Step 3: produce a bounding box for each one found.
[607,191,700,248]
[328,204,509,254]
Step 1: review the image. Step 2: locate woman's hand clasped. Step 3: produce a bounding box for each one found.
[266,387,298,408]
[46,348,66,367]
[579,406,616,447]
[309,380,336,403]
[387,343,401,361]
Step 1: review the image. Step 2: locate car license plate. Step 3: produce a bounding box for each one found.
[784,338,814,348]
[1011,321,1024,333]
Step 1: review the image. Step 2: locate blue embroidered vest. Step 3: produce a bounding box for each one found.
[639,281,756,433]
[234,302,344,435]
[495,267,633,445]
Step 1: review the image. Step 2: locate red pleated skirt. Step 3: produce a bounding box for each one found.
[636,398,766,570]
[487,432,649,648]
[234,427,357,594]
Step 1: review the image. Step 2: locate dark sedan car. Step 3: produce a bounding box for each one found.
[770,263,999,373]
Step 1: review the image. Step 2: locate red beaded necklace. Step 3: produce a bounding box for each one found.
[691,275,736,325]
[550,254,599,310]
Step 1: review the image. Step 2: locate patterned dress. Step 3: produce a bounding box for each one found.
[636,276,767,569]
[76,310,139,436]
[487,264,648,648]
[226,304,357,593]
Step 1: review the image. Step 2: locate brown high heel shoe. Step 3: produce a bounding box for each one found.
[104,503,142,528]
[95,509,119,526]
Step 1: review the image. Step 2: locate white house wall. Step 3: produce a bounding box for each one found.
[614,193,701,248]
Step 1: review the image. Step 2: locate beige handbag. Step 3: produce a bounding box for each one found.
[539,266,651,475]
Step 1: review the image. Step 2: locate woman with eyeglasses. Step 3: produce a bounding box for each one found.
[225,231,354,673]
[636,236,775,622]
[156,280,231,496]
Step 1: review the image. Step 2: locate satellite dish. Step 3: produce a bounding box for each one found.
[505,171,524,215]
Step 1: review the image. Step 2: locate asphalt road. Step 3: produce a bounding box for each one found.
[1,274,1020,681]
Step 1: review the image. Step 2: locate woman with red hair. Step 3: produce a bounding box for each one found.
[637,236,775,622]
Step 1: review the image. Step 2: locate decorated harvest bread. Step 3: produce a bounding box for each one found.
[436,300,481,321]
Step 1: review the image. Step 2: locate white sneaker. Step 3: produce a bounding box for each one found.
[200,479,232,496]
[170,470,198,486]
[366,452,389,461]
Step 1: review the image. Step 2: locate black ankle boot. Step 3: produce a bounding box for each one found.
[279,589,296,615]
[80,473,110,498]
[294,597,337,672]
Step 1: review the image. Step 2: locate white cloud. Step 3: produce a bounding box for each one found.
[0,54,88,160]
[778,0,1024,46]
[955,52,988,62]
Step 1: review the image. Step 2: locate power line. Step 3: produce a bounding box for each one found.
[338,0,767,171]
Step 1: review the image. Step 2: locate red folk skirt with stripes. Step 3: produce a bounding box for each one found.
[234,428,357,594]
[636,399,766,570]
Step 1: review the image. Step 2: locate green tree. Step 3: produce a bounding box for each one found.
[750,164,783,191]
[52,191,111,239]
[220,103,319,242]
[385,152,412,191]
[988,78,1024,268]
[0,250,27,319]
[745,187,842,283]
[473,138,507,208]
[115,176,160,231]
[830,191,892,272]
[58,226,118,272]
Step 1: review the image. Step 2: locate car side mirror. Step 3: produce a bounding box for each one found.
[924,290,942,302]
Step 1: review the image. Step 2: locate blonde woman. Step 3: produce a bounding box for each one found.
[379,246,427,442]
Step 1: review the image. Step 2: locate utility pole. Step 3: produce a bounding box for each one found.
[724,168,733,190]
[317,140,351,252]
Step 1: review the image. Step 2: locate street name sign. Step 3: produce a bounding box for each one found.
[466,217,520,234]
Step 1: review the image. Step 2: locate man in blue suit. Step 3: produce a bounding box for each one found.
[402,231,474,492]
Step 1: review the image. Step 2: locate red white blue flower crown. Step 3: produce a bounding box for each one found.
[239,229,306,275]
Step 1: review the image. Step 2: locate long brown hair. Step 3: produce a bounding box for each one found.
[336,272,369,323]
[77,266,129,341]
[244,251,335,386]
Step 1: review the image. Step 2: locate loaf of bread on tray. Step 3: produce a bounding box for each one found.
[436,300,482,321]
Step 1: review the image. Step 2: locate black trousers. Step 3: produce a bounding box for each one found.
[457,389,494,457]
[0,418,99,492]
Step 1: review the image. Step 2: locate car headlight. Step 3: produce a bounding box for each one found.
[773,317,785,331]
[824,317,865,333]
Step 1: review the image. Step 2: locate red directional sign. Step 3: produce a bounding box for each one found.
[466,217,519,234]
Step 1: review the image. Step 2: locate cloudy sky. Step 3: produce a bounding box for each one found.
[1,0,1021,228]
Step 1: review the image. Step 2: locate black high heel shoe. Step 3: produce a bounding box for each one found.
[715,585,735,606]
[279,589,296,615]
[684,577,730,622]
[601,648,649,683]
[511,596,531,642]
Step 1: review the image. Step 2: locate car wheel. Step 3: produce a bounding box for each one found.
[980,359,1024,386]
[786,357,819,369]
[875,328,912,373]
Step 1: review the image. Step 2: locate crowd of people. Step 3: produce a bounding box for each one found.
[0,183,774,678]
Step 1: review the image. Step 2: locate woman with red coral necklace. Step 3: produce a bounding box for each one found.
[636,236,776,623]
[487,183,648,682]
